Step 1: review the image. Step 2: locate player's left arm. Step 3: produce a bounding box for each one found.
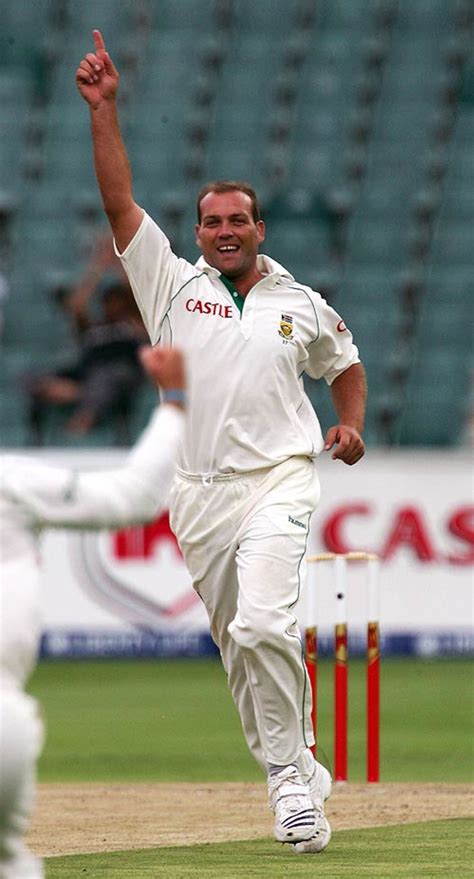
[325,362,367,465]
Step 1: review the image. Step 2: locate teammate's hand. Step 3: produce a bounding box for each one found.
[140,346,186,397]
[324,425,365,465]
[76,30,119,108]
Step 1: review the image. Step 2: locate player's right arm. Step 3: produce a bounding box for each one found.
[76,31,197,345]
[76,30,143,252]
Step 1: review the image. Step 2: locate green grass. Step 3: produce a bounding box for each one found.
[44,820,474,878]
[28,657,473,783]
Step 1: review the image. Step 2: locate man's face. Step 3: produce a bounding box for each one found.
[195,190,265,279]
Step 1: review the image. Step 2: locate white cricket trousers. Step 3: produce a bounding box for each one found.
[0,405,183,878]
[0,554,44,879]
[169,455,320,779]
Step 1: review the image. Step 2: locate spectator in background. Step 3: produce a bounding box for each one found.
[23,232,147,444]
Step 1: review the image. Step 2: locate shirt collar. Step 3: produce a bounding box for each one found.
[194,253,295,287]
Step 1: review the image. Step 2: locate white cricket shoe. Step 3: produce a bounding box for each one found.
[268,765,317,843]
[292,760,332,854]
[0,850,44,878]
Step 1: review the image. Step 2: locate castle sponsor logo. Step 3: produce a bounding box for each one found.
[186,298,232,318]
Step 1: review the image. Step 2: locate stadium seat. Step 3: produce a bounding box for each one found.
[315,0,377,33]
[150,0,222,33]
[345,220,412,265]
[263,219,332,275]
[398,372,471,446]
[63,1,133,40]
[396,0,458,30]
[431,222,474,264]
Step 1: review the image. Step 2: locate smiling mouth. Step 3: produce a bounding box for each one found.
[217,245,239,253]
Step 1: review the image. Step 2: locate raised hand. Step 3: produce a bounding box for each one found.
[76,30,119,108]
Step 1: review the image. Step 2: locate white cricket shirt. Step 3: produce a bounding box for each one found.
[116,212,360,476]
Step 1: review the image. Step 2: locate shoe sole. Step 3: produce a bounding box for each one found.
[292,818,332,854]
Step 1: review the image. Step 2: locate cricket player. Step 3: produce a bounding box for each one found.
[76,31,367,853]
[0,346,185,879]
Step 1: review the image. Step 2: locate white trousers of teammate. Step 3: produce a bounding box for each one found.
[0,405,183,879]
[169,455,320,781]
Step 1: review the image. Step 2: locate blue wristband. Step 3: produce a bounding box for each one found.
[162,389,186,404]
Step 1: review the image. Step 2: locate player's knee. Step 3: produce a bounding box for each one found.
[229,608,288,652]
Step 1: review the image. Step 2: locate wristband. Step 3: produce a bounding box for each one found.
[162,389,186,405]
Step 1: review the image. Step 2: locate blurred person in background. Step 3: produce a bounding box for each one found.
[75,31,367,854]
[0,345,185,879]
[23,232,147,444]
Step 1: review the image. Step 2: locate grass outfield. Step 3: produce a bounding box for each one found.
[28,657,473,783]
[45,820,474,877]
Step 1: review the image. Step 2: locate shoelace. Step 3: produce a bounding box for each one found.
[269,767,314,811]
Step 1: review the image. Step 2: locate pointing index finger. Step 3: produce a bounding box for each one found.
[93,29,106,52]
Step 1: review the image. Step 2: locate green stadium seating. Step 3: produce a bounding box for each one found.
[431,222,474,264]
[398,366,471,446]
[345,220,412,265]
[233,0,303,34]
[1,0,472,449]
[315,0,377,32]
[150,0,222,33]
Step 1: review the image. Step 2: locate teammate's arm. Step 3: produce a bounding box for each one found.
[0,348,186,530]
[325,362,367,465]
[76,30,143,252]
[139,346,186,411]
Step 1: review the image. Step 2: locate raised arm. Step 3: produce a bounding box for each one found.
[76,30,143,251]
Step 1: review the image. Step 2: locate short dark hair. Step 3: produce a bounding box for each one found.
[196,180,261,224]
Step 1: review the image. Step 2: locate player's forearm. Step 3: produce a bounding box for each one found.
[90,100,134,219]
[72,405,184,526]
[330,362,367,433]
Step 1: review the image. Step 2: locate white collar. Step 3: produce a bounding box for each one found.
[194,253,295,286]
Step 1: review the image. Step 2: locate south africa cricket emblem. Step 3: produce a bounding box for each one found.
[278,313,294,340]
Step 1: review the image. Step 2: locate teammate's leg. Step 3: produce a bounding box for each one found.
[0,403,182,877]
[0,685,44,879]
[0,547,44,877]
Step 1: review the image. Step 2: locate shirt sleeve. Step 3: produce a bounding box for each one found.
[114,212,199,345]
[305,292,361,385]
